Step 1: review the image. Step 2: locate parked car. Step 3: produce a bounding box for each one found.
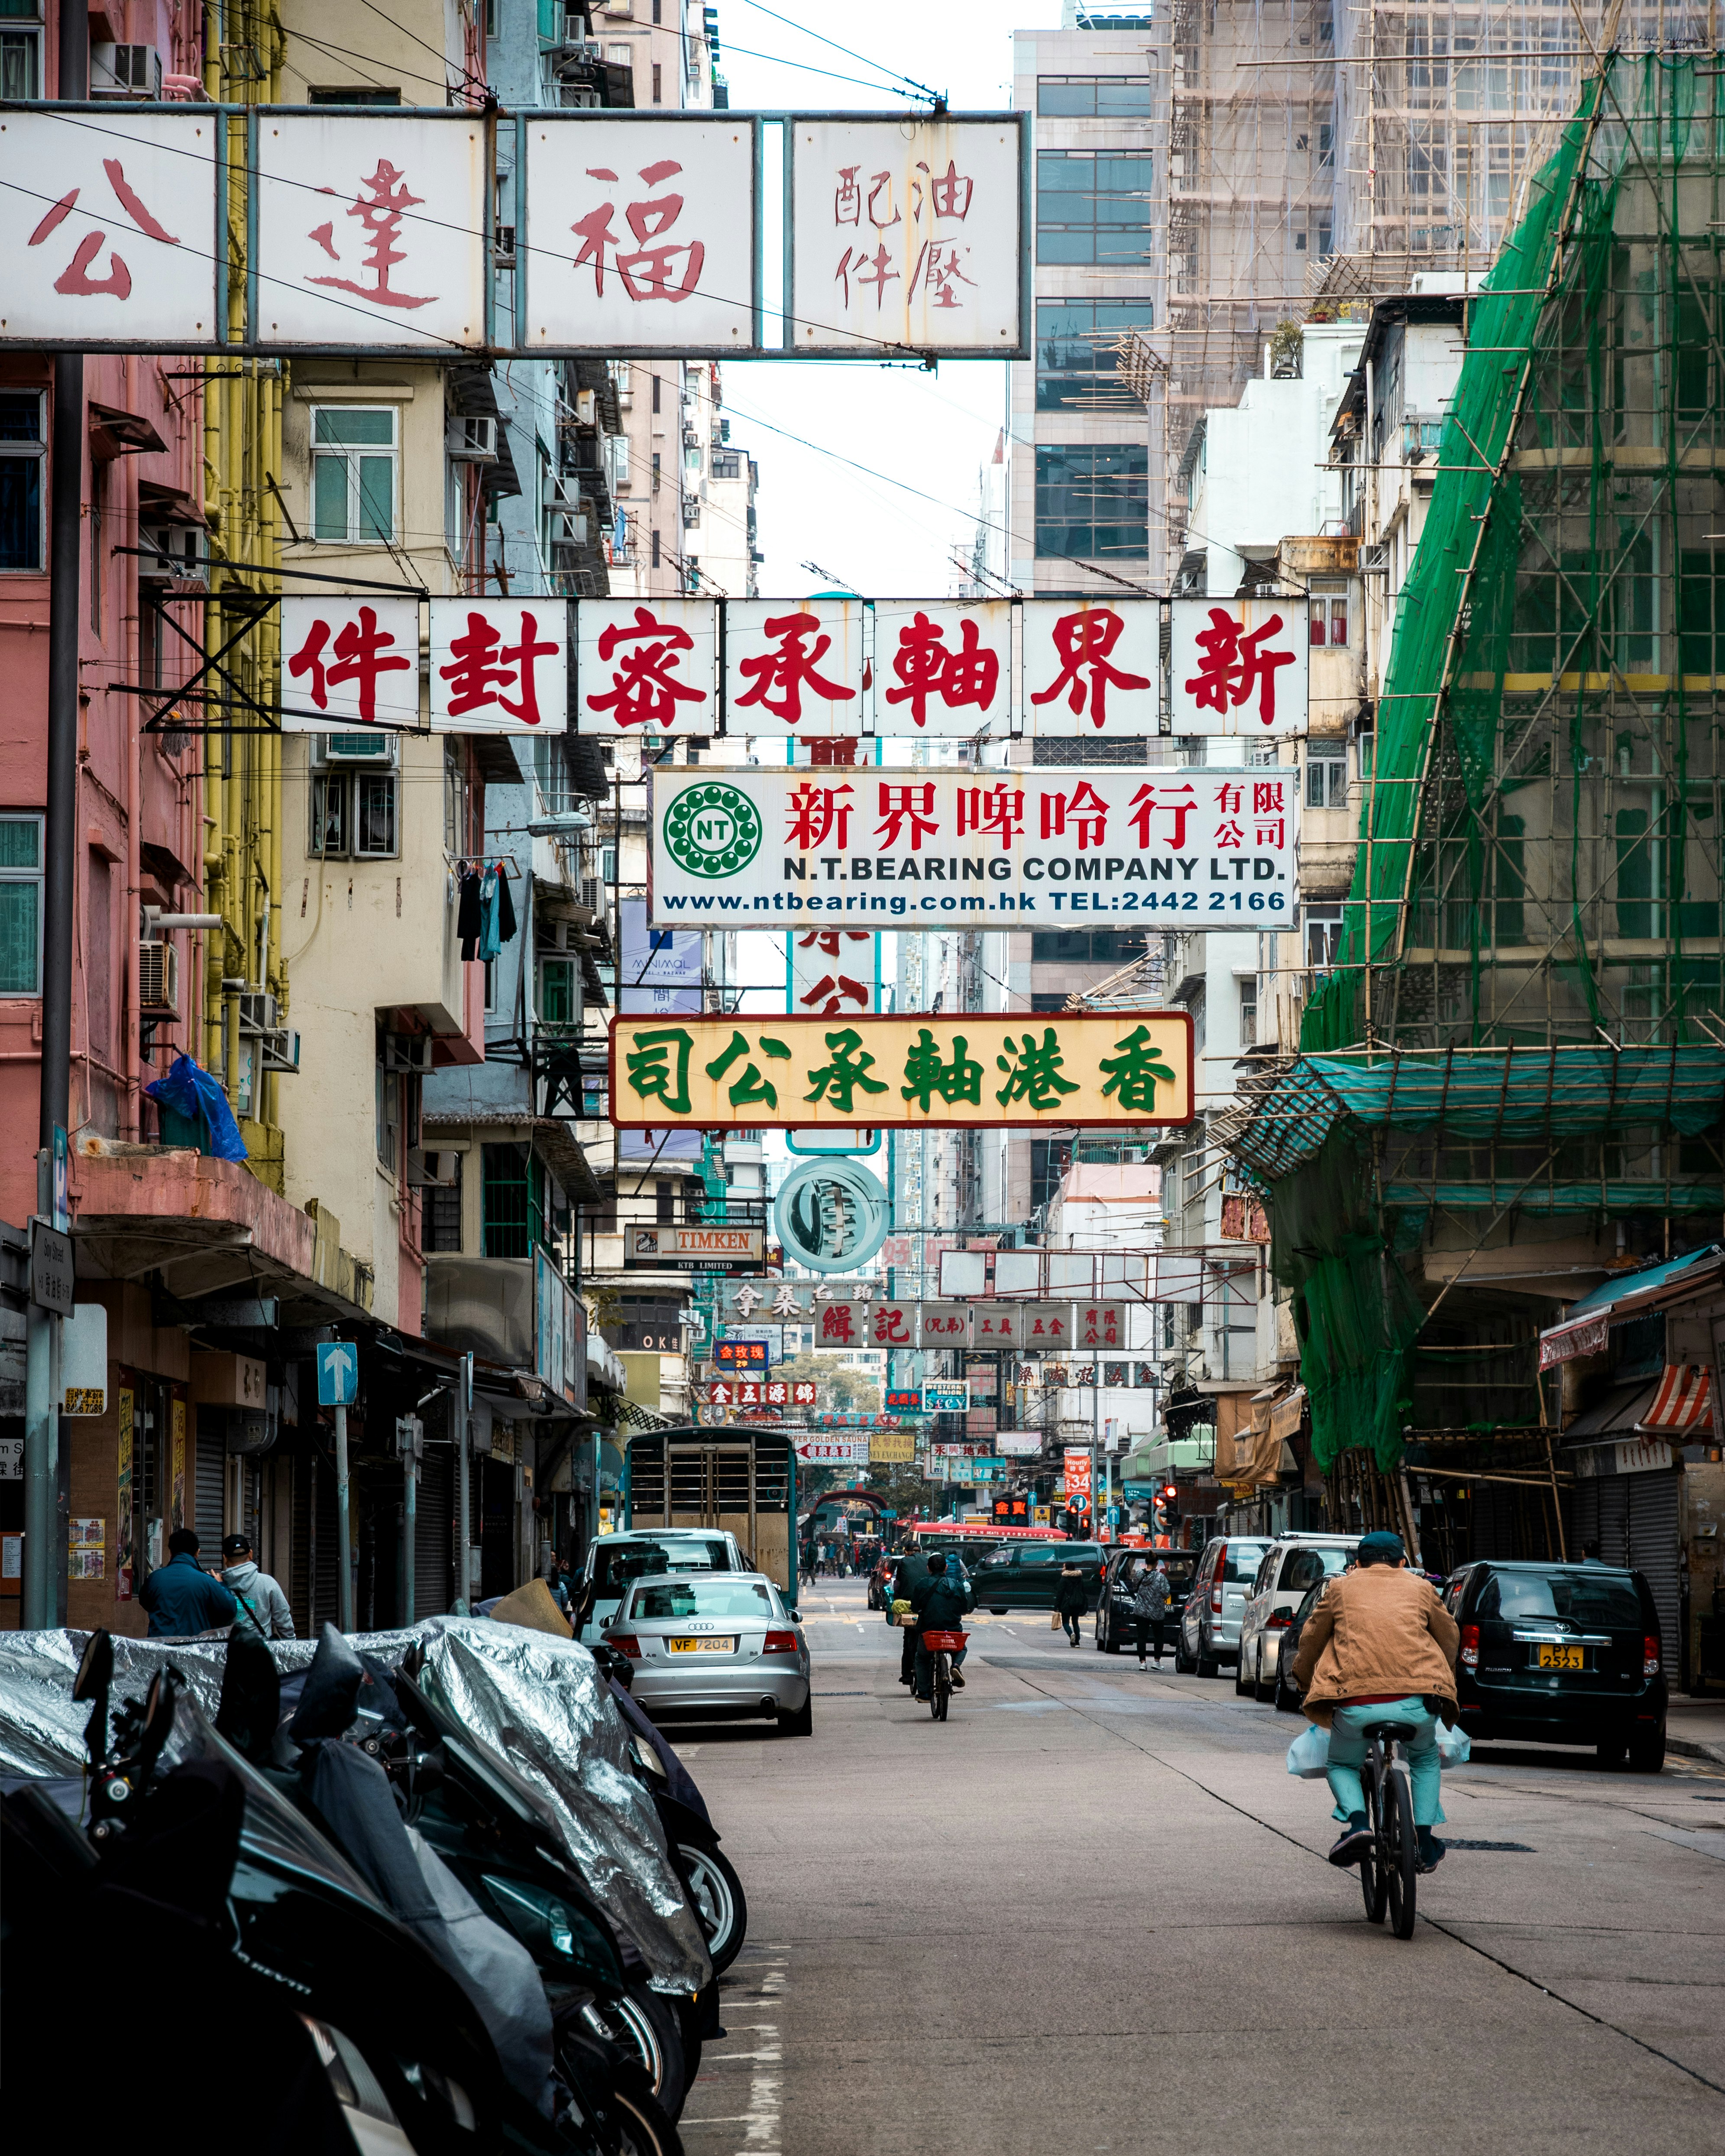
[603,1569,813,1736]
[1272,1577,1327,1711]
[1445,1559,1667,1769]
[1175,1535,1273,1676]
[1094,1548,1198,1654]
[1236,1534,1360,1700]
[974,1541,1105,1614]
[576,1528,750,1642]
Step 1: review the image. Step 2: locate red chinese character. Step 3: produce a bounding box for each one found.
[1029,610,1152,728]
[439,610,558,724]
[1184,608,1295,727]
[307,161,437,312]
[570,160,706,303]
[735,614,856,724]
[28,158,181,299]
[786,782,855,849]
[884,613,999,725]
[929,159,975,220]
[798,973,870,1016]
[288,607,412,724]
[1127,782,1198,850]
[876,782,939,851]
[906,241,975,310]
[1253,815,1286,850]
[1215,820,1244,850]
[1215,782,1243,817]
[834,166,862,224]
[587,606,707,728]
[835,243,900,310]
[957,784,1024,852]
[866,173,900,229]
[796,929,871,956]
[872,1305,912,1345]
[1038,782,1110,851]
[820,1305,858,1345]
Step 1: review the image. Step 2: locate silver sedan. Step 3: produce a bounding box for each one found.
[604,1571,812,1736]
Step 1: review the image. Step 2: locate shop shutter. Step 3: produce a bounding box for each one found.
[414,1451,453,1619]
[1626,1469,1681,1660]
[193,1412,227,1544]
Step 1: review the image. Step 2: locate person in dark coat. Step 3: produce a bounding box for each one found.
[1130,1558,1173,1665]
[140,1529,239,1639]
[909,1553,975,1700]
[1055,1561,1089,1646]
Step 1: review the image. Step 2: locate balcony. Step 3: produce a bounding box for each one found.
[423,1253,589,1411]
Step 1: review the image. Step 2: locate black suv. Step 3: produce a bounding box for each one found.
[1094,1548,1197,1654]
[1446,1560,1667,1770]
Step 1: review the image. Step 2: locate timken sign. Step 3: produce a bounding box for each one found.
[609,1012,1193,1129]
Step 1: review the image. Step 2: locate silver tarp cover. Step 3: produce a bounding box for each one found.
[0,1619,710,1995]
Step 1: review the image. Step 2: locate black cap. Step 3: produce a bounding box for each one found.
[220,1534,252,1560]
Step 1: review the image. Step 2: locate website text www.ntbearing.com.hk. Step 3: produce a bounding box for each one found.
[657,854,1293,918]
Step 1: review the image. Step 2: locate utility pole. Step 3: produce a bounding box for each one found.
[23,0,89,1629]
[456,1352,473,1613]
[333,1400,353,1632]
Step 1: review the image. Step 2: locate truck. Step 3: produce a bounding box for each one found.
[621,1424,799,1609]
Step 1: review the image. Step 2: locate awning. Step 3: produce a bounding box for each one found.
[1269,1385,1306,1441]
[1540,1244,1725,1366]
[1562,1379,1658,1442]
[1637,1363,1715,1435]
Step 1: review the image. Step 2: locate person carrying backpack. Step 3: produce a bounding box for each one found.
[220,1533,297,1639]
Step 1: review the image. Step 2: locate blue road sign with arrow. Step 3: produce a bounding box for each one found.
[317,1341,359,1408]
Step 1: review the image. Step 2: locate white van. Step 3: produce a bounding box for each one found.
[575,1528,748,1642]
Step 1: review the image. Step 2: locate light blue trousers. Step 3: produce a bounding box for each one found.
[1324,1698,1446,1828]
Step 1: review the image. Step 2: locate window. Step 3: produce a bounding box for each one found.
[0,390,45,572]
[482,1141,533,1257]
[0,813,43,994]
[1031,928,1145,963]
[1034,445,1147,561]
[651,60,661,101]
[1224,1542,1270,1584]
[1475,1568,1643,1631]
[655,1177,676,1225]
[1035,300,1153,413]
[443,738,471,855]
[1309,586,1348,645]
[1304,904,1343,970]
[1037,74,1152,117]
[0,3,41,99]
[1239,977,1257,1047]
[1036,150,1154,265]
[423,1151,463,1251]
[310,771,399,858]
[601,844,618,883]
[533,734,571,814]
[628,1577,776,1620]
[376,1064,402,1171]
[1282,1546,1346,1591]
[1306,754,1347,809]
[650,527,660,566]
[311,406,396,543]
[307,85,402,103]
[538,956,577,1025]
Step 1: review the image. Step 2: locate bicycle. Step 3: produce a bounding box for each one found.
[1356,1719,1420,1939]
[922,1628,969,1722]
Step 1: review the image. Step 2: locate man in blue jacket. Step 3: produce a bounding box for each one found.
[139,1529,238,1639]
[909,1553,975,1701]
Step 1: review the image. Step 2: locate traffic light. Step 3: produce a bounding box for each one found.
[1153,1482,1180,1535]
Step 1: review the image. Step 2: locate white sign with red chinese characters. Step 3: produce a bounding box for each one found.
[576,599,717,735]
[870,601,1012,737]
[722,599,867,736]
[1169,598,1310,737]
[789,928,877,1020]
[280,597,420,731]
[254,114,489,348]
[649,766,1298,928]
[790,116,1024,355]
[1021,599,1158,737]
[2,110,219,345]
[430,601,567,734]
[523,116,756,353]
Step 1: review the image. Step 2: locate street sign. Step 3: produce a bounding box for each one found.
[1169,598,1310,737]
[51,1125,68,1233]
[612,1012,1194,1129]
[795,1438,870,1464]
[29,1218,74,1316]
[317,1341,359,1408]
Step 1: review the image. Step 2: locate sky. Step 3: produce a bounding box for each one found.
[715,0,1063,596]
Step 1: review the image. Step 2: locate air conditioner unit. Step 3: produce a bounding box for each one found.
[575,388,596,427]
[138,940,180,1017]
[92,42,163,98]
[315,731,397,766]
[139,523,202,582]
[557,81,602,107]
[260,1027,301,1074]
[494,224,516,265]
[549,507,590,546]
[238,991,277,1036]
[446,413,498,462]
[383,1033,435,1075]
[404,1147,459,1187]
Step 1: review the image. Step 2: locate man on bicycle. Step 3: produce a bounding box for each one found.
[908,1552,974,1701]
[1289,1530,1460,1875]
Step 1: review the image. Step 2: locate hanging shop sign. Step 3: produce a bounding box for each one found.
[0,107,1026,358]
[869,1430,917,1464]
[1168,598,1310,737]
[611,1012,1193,1130]
[793,1299,1081,1351]
[773,1156,892,1274]
[624,1224,764,1266]
[576,599,720,736]
[702,1379,819,1407]
[794,1439,871,1464]
[647,769,1296,928]
[277,597,569,734]
[923,1383,970,1412]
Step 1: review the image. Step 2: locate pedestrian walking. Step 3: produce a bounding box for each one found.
[220,1533,297,1639]
[140,1529,239,1639]
[1055,1561,1088,1646]
[1130,1556,1172,1666]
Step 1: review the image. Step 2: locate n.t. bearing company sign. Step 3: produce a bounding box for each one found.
[648,768,1297,930]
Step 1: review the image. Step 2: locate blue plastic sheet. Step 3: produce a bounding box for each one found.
[144,1053,248,1162]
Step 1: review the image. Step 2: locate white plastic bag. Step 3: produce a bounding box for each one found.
[1435,1718,1471,1766]
[1286,1722,1331,1779]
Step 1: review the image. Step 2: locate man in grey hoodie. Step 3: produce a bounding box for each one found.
[220,1533,297,1639]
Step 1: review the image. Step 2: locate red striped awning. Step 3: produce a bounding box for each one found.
[1636,1363,1715,1434]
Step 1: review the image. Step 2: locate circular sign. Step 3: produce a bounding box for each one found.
[663,782,762,880]
[774,1157,890,1275]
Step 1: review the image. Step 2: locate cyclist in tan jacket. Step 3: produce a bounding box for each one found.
[1291,1531,1460,1874]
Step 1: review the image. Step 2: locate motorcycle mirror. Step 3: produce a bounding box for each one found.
[72,1629,114,1704]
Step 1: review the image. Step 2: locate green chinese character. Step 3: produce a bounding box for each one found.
[703,1030,791,1111]
[803,1027,890,1113]
[900,1028,983,1112]
[1098,1023,1180,1112]
[624,1027,695,1115]
[995,1027,1081,1111]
